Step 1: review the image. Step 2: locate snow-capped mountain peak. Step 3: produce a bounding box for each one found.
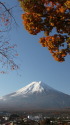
[0,81,70,111]
[12,81,43,96]
[9,81,53,97]
[15,81,53,95]
[0,81,53,99]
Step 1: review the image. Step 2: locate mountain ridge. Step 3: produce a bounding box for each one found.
[0,81,70,111]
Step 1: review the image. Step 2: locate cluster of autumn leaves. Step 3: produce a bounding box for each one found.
[18,0,70,62]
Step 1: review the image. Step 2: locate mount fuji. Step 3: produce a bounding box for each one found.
[0,81,70,111]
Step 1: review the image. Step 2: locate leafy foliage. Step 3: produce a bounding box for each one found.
[19,0,70,62]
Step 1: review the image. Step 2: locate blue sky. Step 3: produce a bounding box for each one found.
[0,0,70,96]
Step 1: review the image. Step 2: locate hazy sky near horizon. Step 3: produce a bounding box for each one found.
[0,0,70,96]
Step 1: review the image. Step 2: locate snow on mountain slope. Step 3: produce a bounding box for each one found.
[0,81,70,111]
[11,81,56,96]
[0,81,61,98]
